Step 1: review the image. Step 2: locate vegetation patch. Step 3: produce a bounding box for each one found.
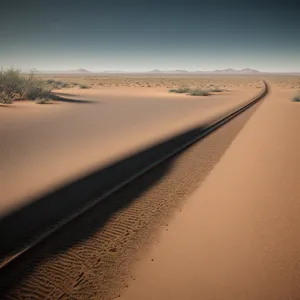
[79,84,89,89]
[0,67,24,103]
[188,89,211,96]
[46,79,55,84]
[0,92,13,104]
[59,82,69,88]
[47,80,70,89]
[169,86,222,96]
[292,94,300,102]
[0,67,53,104]
[169,87,190,93]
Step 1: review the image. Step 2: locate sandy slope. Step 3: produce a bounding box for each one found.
[119,85,300,300]
[0,87,258,216]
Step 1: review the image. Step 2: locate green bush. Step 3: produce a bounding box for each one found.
[79,84,89,89]
[0,67,53,103]
[23,73,52,100]
[0,91,13,104]
[59,82,68,88]
[46,79,55,84]
[48,80,62,88]
[188,89,211,96]
[51,83,61,89]
[292,94,300,102]
[169,87,190,93]
[0,67,24,101]
[25,83,50,100]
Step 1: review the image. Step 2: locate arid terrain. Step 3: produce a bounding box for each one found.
[35,73,265,88]
[29,72,300,89]
[2,0,299,298]
[1,74,300,300]
[119,84,300,300]
[1,74,267,215]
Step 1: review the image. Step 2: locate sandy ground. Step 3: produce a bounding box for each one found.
[119,84,300,300]
[32,73,300,92]
[33,73,266,90]
[1,83,260,216]
[0,87,263,300]
[1,77,299,300]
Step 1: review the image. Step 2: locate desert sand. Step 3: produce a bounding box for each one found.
[1,75,299,300]
[1,80,264,300]
[1,76,262,216]
[31,73,266,90]
[119,84,300,300]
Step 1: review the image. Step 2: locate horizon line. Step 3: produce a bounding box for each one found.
[3,65,298,73]
[19,68,300,74]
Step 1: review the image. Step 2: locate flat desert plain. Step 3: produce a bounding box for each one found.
[1,74,267,215]
[119,78,300,300]
[1,74,300,300]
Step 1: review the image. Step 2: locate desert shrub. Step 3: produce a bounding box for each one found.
[22,71,53,100]
[59,82,69,88]
[46,79,55,84]
[48,80,63,88]
[79,84,89,89]
[0,67,53,102]
[25,83,46,99]
[189,89,211,96]
[24,80,51,100]
[169,87,190,93]
[0,67,24,101]
[292,94,300,102]
[51,82,61,89]
[47,80,68,89]
[0,92,13,104]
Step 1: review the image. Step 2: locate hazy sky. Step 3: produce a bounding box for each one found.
[1,0,300,72]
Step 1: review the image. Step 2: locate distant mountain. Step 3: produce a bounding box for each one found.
[147,68,262,74]
[149,69,163,73]
[148,69,189,73]
[68,68,92,73]
[213,68,236,73]
[239,68,261,74]
[170,70,189,73]
[212,68,261,74]
[22,67,300,75]
[194,68,262,74]
[102,70,125,73]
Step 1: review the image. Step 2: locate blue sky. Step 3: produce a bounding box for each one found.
[1,0,300,72]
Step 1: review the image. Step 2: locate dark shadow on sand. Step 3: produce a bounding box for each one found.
[0,122,211,256]
[53,94,98,104]
[0,121,215,292]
